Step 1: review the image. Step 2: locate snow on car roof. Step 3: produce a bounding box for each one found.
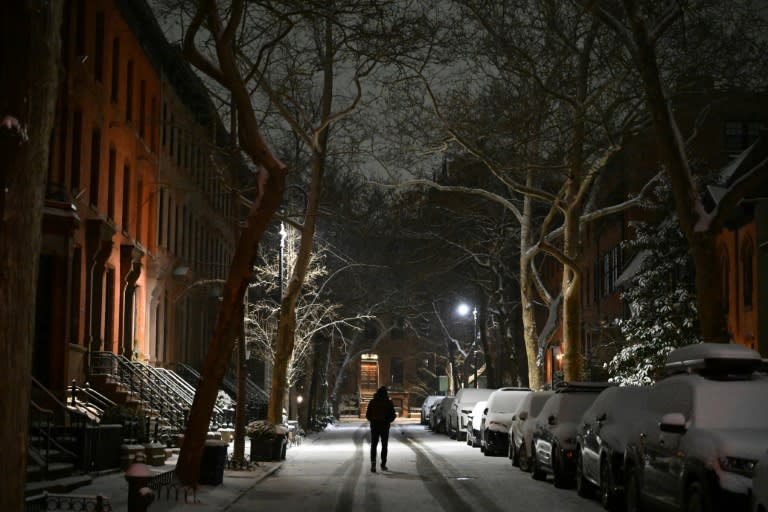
[665,342,763,376]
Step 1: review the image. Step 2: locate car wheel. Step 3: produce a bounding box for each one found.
[686,481,712,512]
[576,451,594,498]
[519,443,531,472]
[625,469,642,512]
[531,444,547,481]
[511,441,520,467]
[553,447,569,488]
[600,458,618,511]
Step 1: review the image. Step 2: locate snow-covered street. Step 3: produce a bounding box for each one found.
[229,421,604,511]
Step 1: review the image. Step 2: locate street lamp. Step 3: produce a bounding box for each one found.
[457,303,479,388]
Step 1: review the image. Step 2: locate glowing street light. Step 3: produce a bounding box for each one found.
[457,303,479,388]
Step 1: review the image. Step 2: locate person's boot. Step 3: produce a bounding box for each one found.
[381,461,388,471]
[371,461,376,473]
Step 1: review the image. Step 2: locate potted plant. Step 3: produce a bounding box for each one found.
[246,420,288,461]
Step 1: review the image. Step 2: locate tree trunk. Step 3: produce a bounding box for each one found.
[0,2,62,509]
[623,0,729,343]
[233,301,246,463]
[175,168,286,485]
[520,176,543,390]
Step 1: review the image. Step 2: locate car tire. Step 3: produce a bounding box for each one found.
[576,451,594,498]
[519,443,531,472]
[531,444,547,481]
[511,440,520,467]
[686,481,712,512]
[553,447,569,489]
[600,458,618,511]
[625,469,642,512]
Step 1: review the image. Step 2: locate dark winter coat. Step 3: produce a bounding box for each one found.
[366,394,396,426]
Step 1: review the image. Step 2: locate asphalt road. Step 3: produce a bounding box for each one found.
[228,420,606,512]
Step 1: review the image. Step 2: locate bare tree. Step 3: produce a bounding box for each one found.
[0,2,62,508]
[582,0,768,343]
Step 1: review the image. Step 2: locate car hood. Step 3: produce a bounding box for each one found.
[698,428,768,461]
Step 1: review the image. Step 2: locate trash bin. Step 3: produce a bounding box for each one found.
[250,436,287,461]
[199,440,228,485]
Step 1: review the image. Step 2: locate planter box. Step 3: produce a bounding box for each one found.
[250,436,286,462]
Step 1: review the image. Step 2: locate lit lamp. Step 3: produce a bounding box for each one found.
[457,303,479,388]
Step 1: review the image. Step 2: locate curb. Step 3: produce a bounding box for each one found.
[219,462,282,511]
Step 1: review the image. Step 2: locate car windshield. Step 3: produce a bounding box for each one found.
[559,393,600,422]
[529,393,553,417]
[693,380,768,429]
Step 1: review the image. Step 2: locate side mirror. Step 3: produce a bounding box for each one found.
[519,411,528,421]
[596,412,607,423]
[484,408,489,415]
[659,412,687,434]
[548,415,556,426]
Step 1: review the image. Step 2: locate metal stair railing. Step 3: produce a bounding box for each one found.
[127,360,193,432]
[91,352,183,432]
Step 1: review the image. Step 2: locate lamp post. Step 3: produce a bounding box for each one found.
[457,303,479,388]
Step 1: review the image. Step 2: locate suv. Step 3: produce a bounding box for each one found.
[448,387,495,441]
[481,387,531,456]
[421,395,443,425]
[509,390,554,471]
[624,343,768,512]
[575,385,650,510]
[531,382,614,488]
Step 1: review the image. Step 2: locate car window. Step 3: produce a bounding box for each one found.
[559,392,600,422]
[648,378,692,417]
[529,392,554,417]
[693,379,768,429]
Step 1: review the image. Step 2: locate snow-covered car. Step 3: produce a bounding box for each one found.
[421,395,443,426]
[448,387,495,441]
[467,400,488,448]
[624,343,768,512]
[481,387,531,456]
[575,385,650,510]
[509,390,554,472]
[753,450,768,512]
[531,382,614,488]
[429,397,450,433]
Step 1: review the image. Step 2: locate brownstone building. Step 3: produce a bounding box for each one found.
[35,0,237,395]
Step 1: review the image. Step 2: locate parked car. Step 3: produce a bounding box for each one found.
[428,397,445,432]
[575,385,650,510]
[624,343,768,512]
[509,390,554,472]
[448,387,495,441]
[467,400,488,448]
[753,450,768,512]
[481,387,531,456]
[431,396,454,434]
[531,382,614,488]
[421,395,443,426]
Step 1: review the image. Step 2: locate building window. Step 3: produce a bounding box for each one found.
[70,111,82,191]
[157,187,165,247]
[75,0,86,57]
[94,12,104,82]
[107,149,116,220]
[139,80,146,139]
[719,250,729,317]
[122,164,131,232]
[125,60,134,121]
[725,121,764,155]
[89,128,101,207]
[136,180,143,242]
[110,38,120,104]
[742,239,754,310]
[390,357,404,386]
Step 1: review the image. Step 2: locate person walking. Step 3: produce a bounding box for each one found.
[365,386,397,472]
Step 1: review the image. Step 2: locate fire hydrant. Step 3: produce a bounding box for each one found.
[125,453,155,512]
